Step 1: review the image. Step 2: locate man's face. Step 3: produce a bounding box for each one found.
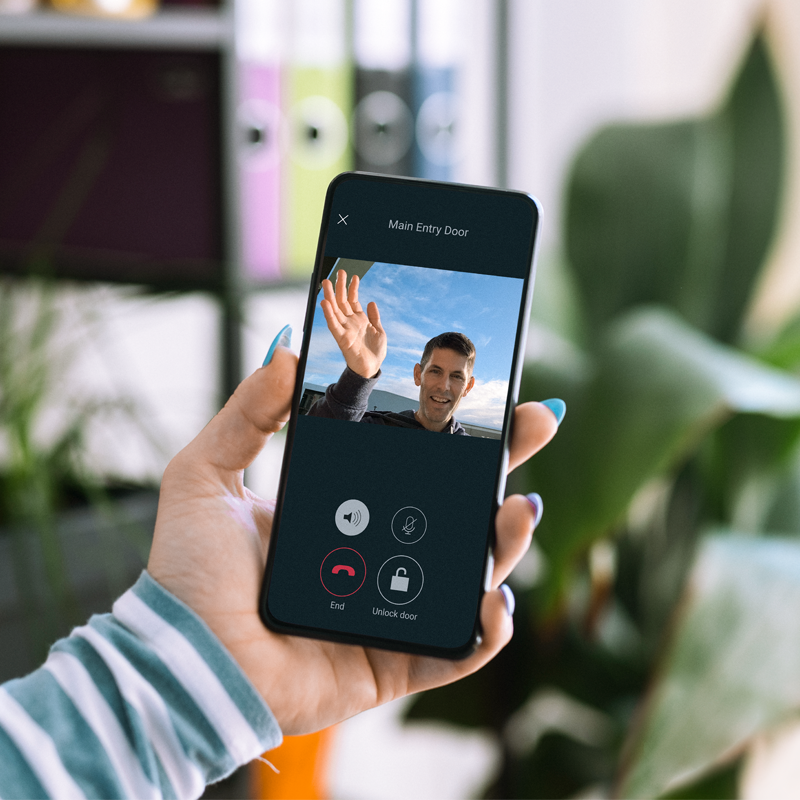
[413,347,475,432]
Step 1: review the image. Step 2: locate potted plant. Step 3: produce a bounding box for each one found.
[408,32,800,799]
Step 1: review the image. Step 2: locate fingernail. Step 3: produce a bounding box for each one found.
[500,584,515,616]
[526,492,543,527]
[262,325,292,366]
[541,398,566,426]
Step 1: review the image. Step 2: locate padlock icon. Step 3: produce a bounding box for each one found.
[390,567,409,592]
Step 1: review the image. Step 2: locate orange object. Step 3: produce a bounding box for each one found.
[249,726,337,800]
[49,0,157,19]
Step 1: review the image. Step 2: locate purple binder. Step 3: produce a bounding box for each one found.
[238,62,282,282]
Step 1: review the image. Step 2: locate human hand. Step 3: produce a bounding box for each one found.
[320,269,387,379]
[147,340,559,736]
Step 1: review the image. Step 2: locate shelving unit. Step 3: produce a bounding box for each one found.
[0,6,232,49]
[0,2,245,401]
[0,1,508,404]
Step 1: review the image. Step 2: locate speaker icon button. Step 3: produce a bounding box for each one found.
[335,499,370,536]
[391,506,427,544]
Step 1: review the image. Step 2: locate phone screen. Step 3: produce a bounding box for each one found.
[261,173,540,657]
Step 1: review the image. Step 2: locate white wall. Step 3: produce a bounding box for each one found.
[507,0,762,250]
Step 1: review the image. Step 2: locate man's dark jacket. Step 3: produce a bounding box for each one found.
[307,367,469,435]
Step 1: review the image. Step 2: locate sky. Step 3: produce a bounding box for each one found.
[303,260,524,430]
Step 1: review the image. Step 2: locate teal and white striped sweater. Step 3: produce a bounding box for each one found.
[0,572,282,799]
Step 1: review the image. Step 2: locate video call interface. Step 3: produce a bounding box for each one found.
[265,177,537,652]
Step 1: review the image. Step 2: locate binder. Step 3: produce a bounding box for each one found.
[413,0,463,181]
[0,48,221,287]
[352,0,414,176]
[237,0,283,282]
[283,0,352,277]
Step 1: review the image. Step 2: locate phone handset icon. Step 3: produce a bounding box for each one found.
[321,547,366,597]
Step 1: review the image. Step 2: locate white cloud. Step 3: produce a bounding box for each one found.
[388,347,425,366]
[384,318,429,346]
[304,326,346,384]
[376,366,418,401]
[455,379,509,430]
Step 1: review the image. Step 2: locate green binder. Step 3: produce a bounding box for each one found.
[283,0,353,277]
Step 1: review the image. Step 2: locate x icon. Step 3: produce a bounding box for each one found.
[337,214,349,225]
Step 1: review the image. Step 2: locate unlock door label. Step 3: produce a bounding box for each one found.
[390,567,409,592]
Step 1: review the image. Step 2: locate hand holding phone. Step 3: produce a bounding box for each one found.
[146,345,559,735]
[263,173,545,657]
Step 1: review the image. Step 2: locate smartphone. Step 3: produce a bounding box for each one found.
[260,172,540,658]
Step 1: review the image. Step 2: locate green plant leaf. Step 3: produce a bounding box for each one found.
[763,446,800,535]
[703,414,800,534]
[660,758,741,799]
[754,310,800,371]
[713,33,785,343]
[618,534,800,798]
[406,597,643,799]
[519,307,800,610]
[564,34,783,344]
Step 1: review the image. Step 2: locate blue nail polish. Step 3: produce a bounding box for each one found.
[500,584,515,616]
[262,325,292,366]
[526,492,543,527]
[541,398,566,426]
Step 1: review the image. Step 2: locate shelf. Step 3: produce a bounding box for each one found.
[0,6,232,50]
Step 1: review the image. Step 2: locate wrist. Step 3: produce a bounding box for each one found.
[220,621,304,734]
[346,360,381,379]
[123,573,283,753]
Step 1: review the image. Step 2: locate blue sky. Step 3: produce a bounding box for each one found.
[304,260,524,429]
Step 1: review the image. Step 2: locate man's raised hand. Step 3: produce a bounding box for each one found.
[320,269,387,379]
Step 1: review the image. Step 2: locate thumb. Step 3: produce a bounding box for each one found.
[178,347,298,476]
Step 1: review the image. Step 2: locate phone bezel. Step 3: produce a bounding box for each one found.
[259,171,541,659]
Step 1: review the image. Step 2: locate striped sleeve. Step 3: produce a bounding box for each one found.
[0,572,282,800]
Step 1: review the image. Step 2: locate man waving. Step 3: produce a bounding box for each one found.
[309,269,476,434]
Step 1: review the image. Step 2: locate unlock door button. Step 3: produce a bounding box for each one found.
[390,567,409,592]
[377,556,424,606]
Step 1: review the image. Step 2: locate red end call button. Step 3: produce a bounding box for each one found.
[320,547,367,597]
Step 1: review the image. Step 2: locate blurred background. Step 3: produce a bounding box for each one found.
[4,0,800,797]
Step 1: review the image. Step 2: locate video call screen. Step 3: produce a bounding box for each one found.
[300,257,524,438]
[265,175,537,653]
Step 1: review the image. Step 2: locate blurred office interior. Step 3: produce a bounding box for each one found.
[4,0,800,797]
